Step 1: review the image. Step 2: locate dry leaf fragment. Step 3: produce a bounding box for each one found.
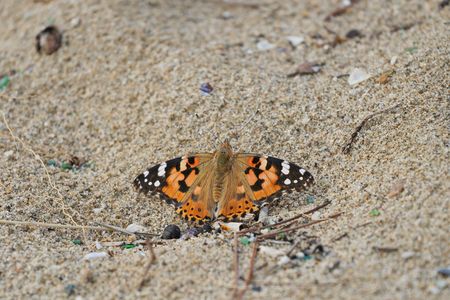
[387,180,405,198]
[377,70,395,84]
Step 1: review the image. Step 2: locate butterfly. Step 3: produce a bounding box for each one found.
[133,140,314,224]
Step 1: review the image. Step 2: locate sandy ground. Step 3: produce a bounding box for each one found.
[0,0,449,299]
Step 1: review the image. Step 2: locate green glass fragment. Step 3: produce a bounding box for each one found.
[369,209,381,217]
[240,237,250,246]
[0,76,10,91]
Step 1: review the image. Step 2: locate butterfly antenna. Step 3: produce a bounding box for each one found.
[229,108,260,144]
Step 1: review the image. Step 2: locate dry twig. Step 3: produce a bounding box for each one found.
[138,240,157,290]
[342,104,401,154]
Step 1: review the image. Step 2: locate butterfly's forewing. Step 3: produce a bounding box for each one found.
[236,154,314,204]
[133,154,213,208]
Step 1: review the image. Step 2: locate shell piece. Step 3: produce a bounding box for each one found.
[348,68,371,85]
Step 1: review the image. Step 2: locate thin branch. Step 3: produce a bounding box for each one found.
[138,240,157,290]
[0,219,105,231]
[236,241,259,300]
[232,232,240,299]
[342,104,401,154]
[256,212,343,241]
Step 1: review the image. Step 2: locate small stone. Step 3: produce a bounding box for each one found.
[161,224,181,239]
[345,29,363,39]
[126,223,147,233]
[295,251,305,259]
[36,25,62,55]
[311,211,321,220]
[390,56,398,65]
[437,267,450,277]
[257,206,269,224]
[83,252,109,260]
[256,39,275,51]
[70,17,81,28]
[401,251,415,260]
[95,241,103,249]
[286,36,304,47]
[200,82,213,95]
[348,68,371,85]
[64,284,76,296]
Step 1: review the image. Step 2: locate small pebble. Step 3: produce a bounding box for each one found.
[36,25,62,55]
[257,206,269,224]
[311,211,321,220]
[401,251,415,260]
[83,252,108,260]
[161,224,181,239]
[348,68,371,85]
[200,82,213,95]
[64,284,76,296]
[251,285,262,292]
[126,223,147,233]
[70,17,81,28]
[437,267,450,277]
[390,56,398,65]
[345,29,363,39]
[256,39,275,51]
[286,35,304,47]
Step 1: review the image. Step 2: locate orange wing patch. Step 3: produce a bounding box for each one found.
[216,183,258,220]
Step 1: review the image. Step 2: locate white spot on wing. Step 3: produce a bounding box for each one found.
[294,180,298,183]
[284,179,291,185]
[143,171,149,177]
[144,179,148,182]
[154,180,160,187]
[157,163,167,177]
[299,169,305,175]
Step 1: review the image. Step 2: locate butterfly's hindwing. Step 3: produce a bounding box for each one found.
[237,155,314,203]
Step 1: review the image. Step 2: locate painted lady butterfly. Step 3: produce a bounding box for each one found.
[134,140,314,223]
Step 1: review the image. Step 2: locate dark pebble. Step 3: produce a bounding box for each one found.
[161,224,181,239]
[437,268,450,277]
[36,25,62,55]
[346,29,363,39]
[64,284,76,296]
[202,223,213,233]
[251,285,262,292]
[200,82,213,94]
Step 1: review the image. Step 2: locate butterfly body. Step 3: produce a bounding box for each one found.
[134,140,314,223]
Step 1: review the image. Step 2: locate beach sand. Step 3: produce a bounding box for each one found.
[0,0,449,299]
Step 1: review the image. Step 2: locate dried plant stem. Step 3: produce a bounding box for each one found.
[2,112,86,239]
[0,219,105,231]
[232,232,240,299]
[235,241,259,300]
[138,240,157,290]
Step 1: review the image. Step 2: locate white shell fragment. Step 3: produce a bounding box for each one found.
[286,36,304,47]
[83,252,109,260]
[257,39,275,51]
[219,222,244,232]
[126,223,147,233]
[348,68,371,85]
